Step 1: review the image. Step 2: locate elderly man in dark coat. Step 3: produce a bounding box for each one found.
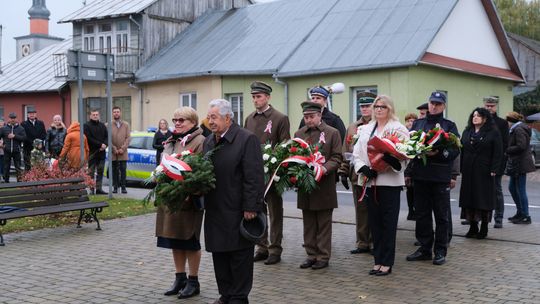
[21,107,46,171]
[244,81,291,265]
[203,99,265,304]
[295,101,342,270]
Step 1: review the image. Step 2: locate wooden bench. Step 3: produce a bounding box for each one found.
[0,177,108,246]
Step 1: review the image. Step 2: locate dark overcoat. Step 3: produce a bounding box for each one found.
[294,122,342,210]
[203,123,265,252]
[506,122,535,175]
[155,128,205,240]
[459,126,503,211]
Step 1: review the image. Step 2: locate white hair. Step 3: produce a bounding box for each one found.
[209,99,234,119]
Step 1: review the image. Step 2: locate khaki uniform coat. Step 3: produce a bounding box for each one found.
[244,105,291,146]
[295,122,342,210]
[155,128,205,240]
[110,120,130,161]
[338,117,371,183]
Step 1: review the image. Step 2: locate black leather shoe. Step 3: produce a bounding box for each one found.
[178,278,200,299]
[350,247,370,254]
[112,188,118,194]
[121,187,127,194]
[253,252,269,262]
[413,241,421,246]
[164,273,187,296]
[406,212,416,221]
[433,253,446,265]
[461,220,470,225]
[311,260,329,270]
[406,249,431,261]
[95,189,108,195]
[264,254,281,265]
[494,221,503,228]
[299,259,316,269]
[508,213,521,221]
[369,266,381,275]
[375,266,392,276]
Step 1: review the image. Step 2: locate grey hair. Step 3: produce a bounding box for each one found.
[209,99,235,119]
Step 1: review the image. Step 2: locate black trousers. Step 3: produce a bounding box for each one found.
[212,247,254,304]
[3,150,22,182]
[23,147,32,171]
[112,160,127,188]
[414,180,451,255]
[88,157,105,189]
[366,186,401,266]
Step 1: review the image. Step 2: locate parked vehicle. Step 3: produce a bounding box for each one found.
[530,128,540,167]
[105,132,157,183]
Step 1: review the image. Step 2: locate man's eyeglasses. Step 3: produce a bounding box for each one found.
[373,105,388,110]
[172,118,186,124]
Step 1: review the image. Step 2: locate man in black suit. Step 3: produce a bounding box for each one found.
[484,96,509,228]
[203,99,265,304]
[21,107,46,171]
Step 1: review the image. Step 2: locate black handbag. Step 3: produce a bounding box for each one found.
[504,158,520,176]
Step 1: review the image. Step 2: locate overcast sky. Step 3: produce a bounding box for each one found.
[0,0,279,66]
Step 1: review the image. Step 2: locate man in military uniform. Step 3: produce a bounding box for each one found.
[338,91,375,254]
[244,81,291,265]
[483,96,508,228]
[295,101,342,270]
[299,86,346,142]
[406,92,460,266]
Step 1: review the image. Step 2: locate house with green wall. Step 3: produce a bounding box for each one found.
[136,0,523,132]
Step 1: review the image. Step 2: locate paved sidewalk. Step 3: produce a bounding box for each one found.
[2,203,540,303]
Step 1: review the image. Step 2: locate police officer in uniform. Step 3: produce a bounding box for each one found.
[244,81,291,265]
[299,86,346,142]
[295,101,342,270]
[405,92,460,266]
[338,92,375,254]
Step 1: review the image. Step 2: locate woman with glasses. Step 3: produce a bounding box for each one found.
[352,95,409,276]
[156,107,205,299]
[152,118,172,164]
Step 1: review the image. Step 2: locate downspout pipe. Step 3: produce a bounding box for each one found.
[272,75,288,116]
[128,82,143,131]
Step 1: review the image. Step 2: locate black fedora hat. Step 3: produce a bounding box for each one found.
[240,212,267,243]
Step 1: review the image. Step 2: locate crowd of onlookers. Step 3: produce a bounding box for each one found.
[0,106,131,195]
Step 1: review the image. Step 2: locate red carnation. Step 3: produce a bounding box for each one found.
[443,132,449,139]
[290,176,297,184]
[289,147,298,153]
[281,162,289,168]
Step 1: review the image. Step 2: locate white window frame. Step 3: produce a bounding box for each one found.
[351,86,378,122]
[227,93,244,127]
[81,19,130,54]
[179,92,197,109]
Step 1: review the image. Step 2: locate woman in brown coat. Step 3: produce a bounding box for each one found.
[156,107,205,299]
[59,122,89,169]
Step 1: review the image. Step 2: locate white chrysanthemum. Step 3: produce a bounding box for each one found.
[170,153,178,158]
[263,154,270,161]
[264,166,269,173]
[281,143,287,148]
[155,165,164,173]
[273,175,280,182]
[270,157,277,164]
[181,150,191,156]
[264,144,272,150]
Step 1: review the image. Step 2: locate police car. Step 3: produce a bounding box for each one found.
[105,131,157,183]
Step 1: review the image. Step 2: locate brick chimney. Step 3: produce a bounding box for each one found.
[28,0,51,35]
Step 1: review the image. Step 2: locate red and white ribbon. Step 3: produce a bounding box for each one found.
[263,138,326,197]
[179,134,191,147]
[264,120,272,134]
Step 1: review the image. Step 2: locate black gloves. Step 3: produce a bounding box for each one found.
[339,174,350,190]
[358,165,378,179]
[382,153,401,171]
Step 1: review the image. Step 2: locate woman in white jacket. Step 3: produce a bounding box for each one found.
[352,95,409,276]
